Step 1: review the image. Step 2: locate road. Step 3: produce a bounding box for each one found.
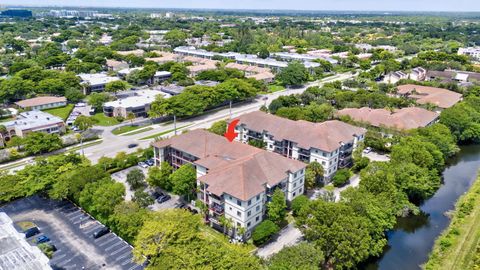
[79,72,356,164]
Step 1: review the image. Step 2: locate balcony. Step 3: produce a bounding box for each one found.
[209,203,224,215]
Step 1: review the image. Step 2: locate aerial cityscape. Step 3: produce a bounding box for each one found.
[0,1,480,270]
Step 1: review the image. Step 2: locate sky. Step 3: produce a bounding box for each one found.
[2,0,480,12]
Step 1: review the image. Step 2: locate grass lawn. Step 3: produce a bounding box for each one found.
[112,125,144,135]
[424,175,480,270]
[201,226,256,253]
[121,127,154,136]
[259,84,285,94]
[17,221,36,231]
[91,113,121,126]
[139,124,192,140]
[67,140,103,153]
[43,104,74,120]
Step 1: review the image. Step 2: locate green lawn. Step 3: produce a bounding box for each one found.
[267,84,286,92]
[424,175,480,270]
[43,104,74,120]
[139,124,191,140]
[91,113,121,126]
[112,125,144,135]
[121,127,154,136]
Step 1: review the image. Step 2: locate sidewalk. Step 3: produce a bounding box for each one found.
[309,174,361,202]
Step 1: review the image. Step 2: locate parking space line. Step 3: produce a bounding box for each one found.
[64,209,81,217]
[98,235,117,246]
[68,212,84,221]
[105,241,124,252]
[73,217,89,225]
[110,245,130,256]
[49,253,67,264]
[115,251,132,262]
[57,258,73,267]
[83,223,102,234]
[121,259,133,266]
[128,264,142,270]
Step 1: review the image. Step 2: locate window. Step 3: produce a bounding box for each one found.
[294,172,297,178]
[322,161,326,165]
[247,222,251,227]
[229,207,232,211]
[237,222,241,227]
[248,199,252,206]
[247,211,251,217]
[255,216,260,221]
[256,205,260,212]
[237,199,241,206]
[237,211,241,217]
[256,195,260,201]
[300,188,303,193]
[300,178,303,184]
[293,192,296,196]
[293,183,297,188]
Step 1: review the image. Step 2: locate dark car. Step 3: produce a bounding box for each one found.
[36,235,50,244]
[92,227,110,239]
[24,227,40,238]
[145,159,155,166]
[176,202,186,209]
[128,143,138,148]
[150,191,164,199]
[156,194,171,203]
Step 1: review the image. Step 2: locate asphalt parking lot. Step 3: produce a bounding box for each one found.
[111,165,183,210]
[0,195,144,270]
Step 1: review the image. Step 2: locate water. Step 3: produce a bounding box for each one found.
[364,145,480,270]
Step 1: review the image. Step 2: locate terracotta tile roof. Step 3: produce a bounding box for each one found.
[152,129,305,200]
[396,84,462,109]
[337,107,439,130]
[15,96,66,108]
[236,111,366,152]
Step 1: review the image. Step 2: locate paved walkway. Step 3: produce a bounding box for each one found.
[256,223,303,259]
[310,174,361,202]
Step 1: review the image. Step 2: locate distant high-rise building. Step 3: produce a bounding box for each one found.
[0,9,32,18]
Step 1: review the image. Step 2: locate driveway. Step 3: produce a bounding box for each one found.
[363,151,390,162]
[256,223,303,259]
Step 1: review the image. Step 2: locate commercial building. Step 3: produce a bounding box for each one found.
[0,212,51,270]
[235,111,366,178]
[458,47,480,60]
[426,70,480,85]
[337,107,439,131]
[396,84,463,110]
[15,96,67,111]
[78,73,121,94]
[103,89,168,118]
[152,129,306,237]
[1,111,66,141]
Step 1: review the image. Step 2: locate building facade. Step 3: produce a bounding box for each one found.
[15,96,67,111]
[235,111,366,179]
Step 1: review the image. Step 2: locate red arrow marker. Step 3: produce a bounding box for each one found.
[224,119,240,142]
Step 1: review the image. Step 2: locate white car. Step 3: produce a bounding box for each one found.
[138,162,148,169]
[75,102,86,107]
[363,147,372,154]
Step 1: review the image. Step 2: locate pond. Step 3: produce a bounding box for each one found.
[364,145,480,270]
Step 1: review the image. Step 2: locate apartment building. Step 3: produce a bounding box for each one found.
[78,73,120,94]
[458,47,480,61]
[152,129,306,237]
[103,89,168,118]
[396,84,463,111]
[235,111,366,179]
[15,96,67,111]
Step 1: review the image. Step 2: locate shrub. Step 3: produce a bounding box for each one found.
[252,220,279,246]
[332,169,351,187]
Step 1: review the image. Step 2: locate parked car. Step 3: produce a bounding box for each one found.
[92,227,110,239]
[176,202,186,209]
[363,147,372,154]
[75,102,86,107]
[24,227,40,238]
[36,235,50,244]
[128,143,138,149]
[156,194,171,203]
[150,191,164,199]
[138,162,148,168]
[145,159,154,166]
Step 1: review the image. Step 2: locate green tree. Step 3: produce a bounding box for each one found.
[164,29,188,49]
[87,92,110,111]
[23,132,63,155]
[332,168,351,187]
[126,168,146,190]
[105,80,129,95]
[133,189,154,208]
[276,61,309,87]
[147,163,173,190]
[170,164,196,199]
[78,178,125,223]
[291,195,309,216]
[305,161,324,189]
[251,220,279,246]
[267,242,323,270]
[110,201,150,243]
[74,115,96,131]
[268,189,287,224]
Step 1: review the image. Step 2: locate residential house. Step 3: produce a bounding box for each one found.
[384,71,408,84]
[337,107,439,131]
[235,111,366,179]
[409,67,427,81]
[106,59,129,71]
[15,96,67,111]
[396,84,463,111]
[152,129,306,237]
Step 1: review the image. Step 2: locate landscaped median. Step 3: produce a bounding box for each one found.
[424,174,480,270]
[139,124,192,140]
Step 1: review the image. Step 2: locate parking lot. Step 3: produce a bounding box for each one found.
[111,165,184,210]
[0,196,144,270]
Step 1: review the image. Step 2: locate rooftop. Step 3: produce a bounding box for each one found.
[103,90,168,109]
[396,84,463,109]
[15,96,66,108]
[337,107,439,130]
[78,73,120,86]
[3,111,64,131]
[152,129,305,200]
[0,212,51,270]
[236,111,366,152]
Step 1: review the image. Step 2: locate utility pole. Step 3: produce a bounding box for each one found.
[173,114,177,135]
[229,100,232,119]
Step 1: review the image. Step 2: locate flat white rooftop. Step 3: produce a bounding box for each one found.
[78,73,120,86]
[104,90,168,109]
[3,111,63,131]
